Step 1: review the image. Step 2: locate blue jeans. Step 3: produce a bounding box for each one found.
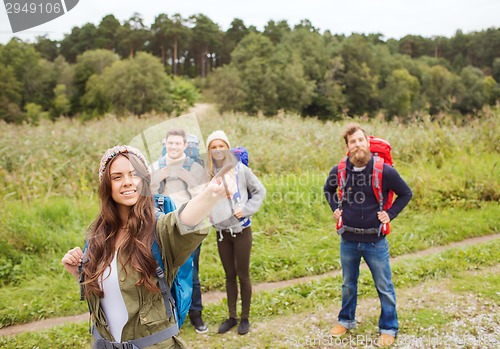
[190,244,203,312]
[338,238,398,336]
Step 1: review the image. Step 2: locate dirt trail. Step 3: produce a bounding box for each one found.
[188,103,213,118]
[1,233,498,337]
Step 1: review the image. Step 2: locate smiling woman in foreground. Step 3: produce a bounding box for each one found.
[61,145,233,349]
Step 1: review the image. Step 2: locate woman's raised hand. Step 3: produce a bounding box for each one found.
[210,169,237,199]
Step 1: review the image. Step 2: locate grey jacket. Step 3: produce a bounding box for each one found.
[210,163,266,232]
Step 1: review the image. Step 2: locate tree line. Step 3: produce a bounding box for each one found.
[0,12,499,123]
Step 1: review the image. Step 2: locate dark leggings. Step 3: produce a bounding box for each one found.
[190,244,202,312]
[216,226,253,319]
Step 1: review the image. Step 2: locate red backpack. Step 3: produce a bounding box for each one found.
[336,136,394,235]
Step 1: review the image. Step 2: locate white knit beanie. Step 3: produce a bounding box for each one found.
[206,130,231,149]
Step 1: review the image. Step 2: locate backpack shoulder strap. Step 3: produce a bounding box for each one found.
[156,195,165,213]
[183,157,194,171]
[371,156,384,210]
[153,218,176,320]
[372,156,391,235]
[337,157,348,209]
[152,234,164,271]
[154,194,176,214]
[79,240,90,301]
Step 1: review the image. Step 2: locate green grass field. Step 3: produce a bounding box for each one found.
[0,106,499,347]
[1,239,499,348]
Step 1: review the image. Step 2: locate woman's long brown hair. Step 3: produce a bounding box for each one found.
[82,153,158,298]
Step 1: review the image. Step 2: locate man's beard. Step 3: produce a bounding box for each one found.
[349,146,371,167]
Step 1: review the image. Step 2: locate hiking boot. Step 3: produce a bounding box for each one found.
[217,317,238,333]
[330,324,348,337]
[237,318,250,335]
[376,334,395,347]
[189,310,208,334]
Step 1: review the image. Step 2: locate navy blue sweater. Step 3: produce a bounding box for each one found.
[324,157,412,242]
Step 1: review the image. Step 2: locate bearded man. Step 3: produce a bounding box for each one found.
[323,123,412,347]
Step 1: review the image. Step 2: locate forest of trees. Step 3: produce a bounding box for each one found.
[0,12,499,123]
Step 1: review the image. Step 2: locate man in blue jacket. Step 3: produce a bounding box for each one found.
[324,123,412,347]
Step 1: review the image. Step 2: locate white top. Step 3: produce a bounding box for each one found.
[100,251,128,342]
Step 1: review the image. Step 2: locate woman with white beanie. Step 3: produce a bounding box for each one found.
[206,130,266,335]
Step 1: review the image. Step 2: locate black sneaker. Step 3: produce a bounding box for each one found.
[238,318,250,335]
[218,317,238,333]
[189,311,208,334]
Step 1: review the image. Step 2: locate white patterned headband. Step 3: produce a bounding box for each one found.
[99,145,150,182]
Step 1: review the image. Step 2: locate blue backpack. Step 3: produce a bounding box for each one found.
[184,134,204,170]
[81,194,193,330]
[153,194,194,328]
[231,147,249,167]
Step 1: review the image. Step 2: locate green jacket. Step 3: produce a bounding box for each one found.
[86,209,208,349]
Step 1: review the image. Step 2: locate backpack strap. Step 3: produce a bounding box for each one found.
[92,323,179,349]
[156,195,165,213]
[231,163,251,228]
[372,156,384,211]
[153,211,193,327]
[372,156,390,235]
[336,157,348,234]
[337,157,348,210]
[183,157,194,171]
[155,263,175,319]
[153,213,176,320]
[153,194,176,214]
[157,174,192,201]
[79,240,90,301]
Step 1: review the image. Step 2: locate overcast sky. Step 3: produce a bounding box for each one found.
[1,0,499,44]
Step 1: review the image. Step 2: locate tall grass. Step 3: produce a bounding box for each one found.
[1,108,498,202]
